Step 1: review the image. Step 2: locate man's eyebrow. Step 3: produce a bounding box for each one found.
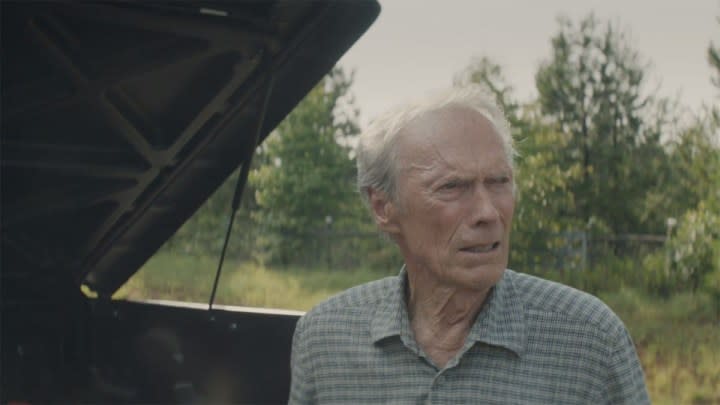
[406,162,435,170]
[405,161,444,173]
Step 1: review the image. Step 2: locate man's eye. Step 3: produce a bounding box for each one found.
[440,180,466,190]
[488,176,511,185]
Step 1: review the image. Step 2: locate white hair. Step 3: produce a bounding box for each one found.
[356,84,516,204]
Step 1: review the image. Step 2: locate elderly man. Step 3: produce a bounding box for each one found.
[289,86,649,404]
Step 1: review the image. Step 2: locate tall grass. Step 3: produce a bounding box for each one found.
[116,253,719,404]
[115,252,395,310]
[600,289,720,404]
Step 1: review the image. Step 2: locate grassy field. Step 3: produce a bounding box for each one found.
[598,289,720,404]
[116,252,719,404]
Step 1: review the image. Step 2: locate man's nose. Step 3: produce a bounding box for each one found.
[470,186,500,225]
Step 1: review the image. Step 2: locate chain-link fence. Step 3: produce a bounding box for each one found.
[163,220,666,274]
[510,231,666,272]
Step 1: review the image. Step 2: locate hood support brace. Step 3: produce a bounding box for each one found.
[208,69,275,311]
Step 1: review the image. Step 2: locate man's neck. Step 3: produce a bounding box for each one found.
[405,270,490,368]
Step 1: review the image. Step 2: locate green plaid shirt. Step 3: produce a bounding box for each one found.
[289,269,650,404]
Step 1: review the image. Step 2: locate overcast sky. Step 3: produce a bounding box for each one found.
[338,0,719,128]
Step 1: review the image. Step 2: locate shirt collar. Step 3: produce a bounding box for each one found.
[370,267,526,358]
[369,267,407,343]
[467,270,526,357]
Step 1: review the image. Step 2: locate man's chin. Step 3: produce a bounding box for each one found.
[449,265,505,291]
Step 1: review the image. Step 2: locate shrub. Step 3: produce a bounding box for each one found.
[667,204,720,293]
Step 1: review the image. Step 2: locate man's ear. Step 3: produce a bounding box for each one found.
[367,188,401,235]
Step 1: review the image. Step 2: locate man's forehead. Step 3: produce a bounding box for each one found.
[399,107,497,145]
[395,107,506,168]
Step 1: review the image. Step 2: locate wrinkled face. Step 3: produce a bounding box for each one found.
[371,107,515,291]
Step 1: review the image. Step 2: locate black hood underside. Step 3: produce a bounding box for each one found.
[1,1,379,297]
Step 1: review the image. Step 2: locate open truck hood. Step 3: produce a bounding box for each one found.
[1,1,379,298]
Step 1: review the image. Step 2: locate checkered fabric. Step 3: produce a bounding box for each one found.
[289,269,650,404]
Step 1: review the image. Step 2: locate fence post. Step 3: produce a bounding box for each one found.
[325,216,333,270]
[581,231,588,271]
[664,217,677,276]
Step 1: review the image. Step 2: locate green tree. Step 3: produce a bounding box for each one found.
[536,14,663,234]
[642,27,720,298]
[454,56,522,128]
[668,203,720,291]
[250,67,366,266]
[709,20,720,92]
[511,108,587,270]
[708,17,720,124]
[644,19,720,230]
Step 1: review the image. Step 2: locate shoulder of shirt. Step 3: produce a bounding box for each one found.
[506,269,626,335]
[300,275,397,320]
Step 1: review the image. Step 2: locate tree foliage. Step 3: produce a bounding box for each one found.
[708,17,720,125]
[535,14,665,233]
[709,18,720,92]
[249,67,366,265]
[454,56,522,128]
[710,44,720,90]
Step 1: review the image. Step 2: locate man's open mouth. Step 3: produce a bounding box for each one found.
[460,242,500,253]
